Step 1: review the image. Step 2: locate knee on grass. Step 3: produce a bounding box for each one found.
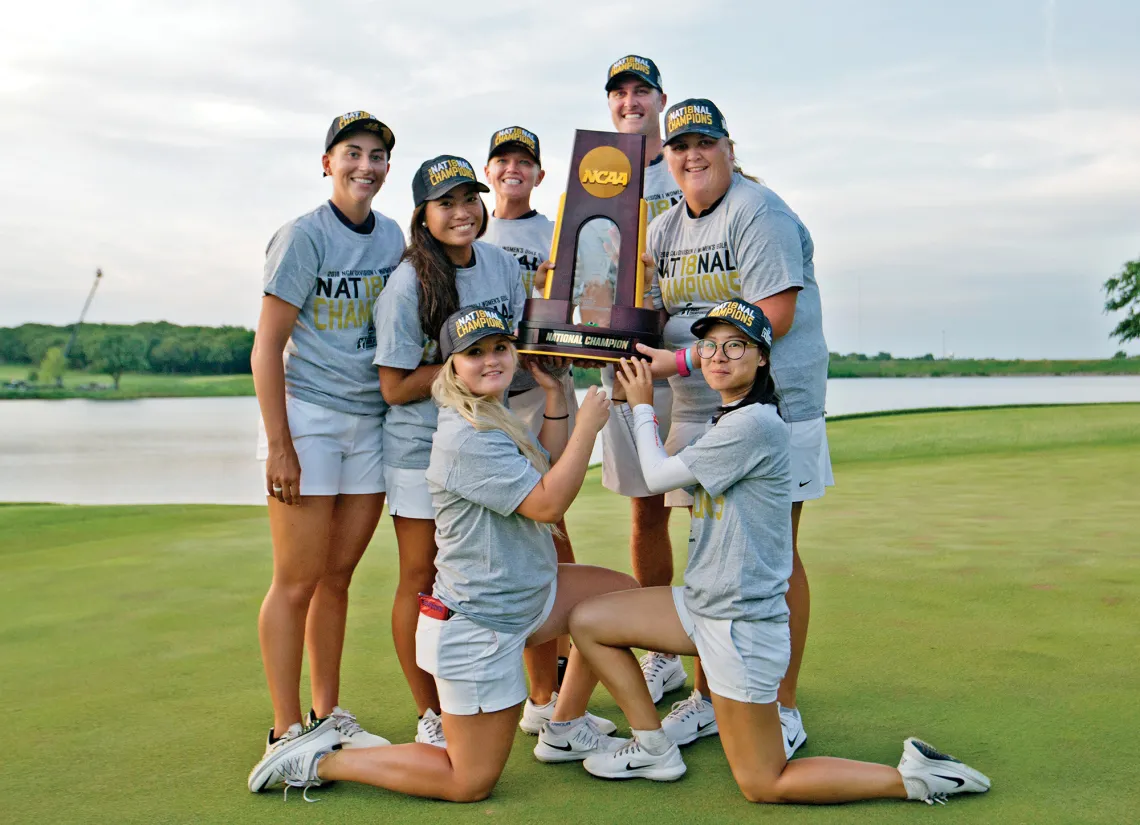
[441,773,498,803]
[737,777,791,805]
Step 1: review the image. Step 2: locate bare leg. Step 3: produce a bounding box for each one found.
[712,695,905,803]
[258,496,336,737]
[319,706,520,802]
[391,515,440,715]
[520,563,638,723]
[568,587,697,729]
[307,493,385,717]
[553,518,573,659]
[777,502,808,708]
[630,495,672,587]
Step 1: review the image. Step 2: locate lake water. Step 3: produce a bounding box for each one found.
[2,376,1138,506]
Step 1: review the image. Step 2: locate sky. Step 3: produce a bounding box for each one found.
[2,0,1139,358]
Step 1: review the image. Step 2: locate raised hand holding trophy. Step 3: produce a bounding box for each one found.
[516,130,662,362]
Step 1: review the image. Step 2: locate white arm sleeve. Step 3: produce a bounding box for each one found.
[619,404,699,495]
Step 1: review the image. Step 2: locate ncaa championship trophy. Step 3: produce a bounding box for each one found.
[516,130,662,361]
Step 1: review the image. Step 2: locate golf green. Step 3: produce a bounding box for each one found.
[3,405,1137,824]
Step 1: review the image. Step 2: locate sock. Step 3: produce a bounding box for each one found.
[633,727,671,755]
[556,656,569,687]
[902,776,929,801]
[548,719,576,731]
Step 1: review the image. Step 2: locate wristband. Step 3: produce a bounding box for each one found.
[543,413,569,420]
[675,348,691,378]
[684,347,694,374]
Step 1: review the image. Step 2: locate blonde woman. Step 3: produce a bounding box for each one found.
[248,306,636,802]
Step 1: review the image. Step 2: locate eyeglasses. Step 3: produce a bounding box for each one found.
[695,339,757,360]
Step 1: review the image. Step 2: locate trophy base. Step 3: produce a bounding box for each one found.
[516,299,662,362]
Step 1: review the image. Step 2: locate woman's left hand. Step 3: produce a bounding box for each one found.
[615,357,654,407]
[526,355,568,391]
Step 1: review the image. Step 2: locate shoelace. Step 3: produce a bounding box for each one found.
[279,755,321,804]
[924,793,948,806]
[639,652,667,678]
[613,739,644,759]
[422,715,446,745]
[330,709,363,737]
[666,695,705,722]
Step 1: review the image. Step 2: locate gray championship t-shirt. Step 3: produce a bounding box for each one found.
[372,241,527,469]
[647,174,828,423]
[263,202,404,415]
[677,402,792,622]
[483,211,554,394]
[426,407,557,633]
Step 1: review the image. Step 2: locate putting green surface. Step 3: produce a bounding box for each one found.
[3,405,1137,824]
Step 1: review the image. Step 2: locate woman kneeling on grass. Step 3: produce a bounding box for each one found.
[568,298,992,806]
[249,306,637,802]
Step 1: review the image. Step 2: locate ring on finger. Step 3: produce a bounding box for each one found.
[272,485,284,493]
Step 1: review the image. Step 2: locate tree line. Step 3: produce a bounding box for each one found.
[0,323,254,386]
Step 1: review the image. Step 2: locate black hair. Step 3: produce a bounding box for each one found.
[712,357,781,423]
[403,193,489,340]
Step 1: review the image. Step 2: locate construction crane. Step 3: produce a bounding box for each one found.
[62,268,104,363]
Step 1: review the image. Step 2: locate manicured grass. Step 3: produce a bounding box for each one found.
[3,405,1137,823]
[827,357,1140,378]
[0,364,253,399]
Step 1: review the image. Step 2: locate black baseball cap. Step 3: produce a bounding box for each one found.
[440,306,516,361]
[325,111,395,154]
[412,155,490,207]
[690,298,774,353]
[605,54,663,93]
[488,126,541,166]
[664,98,730,145]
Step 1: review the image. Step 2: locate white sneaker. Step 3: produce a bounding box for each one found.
[661,690,718,745]
[519,691,618,735]
[305,706,390,749]
[534,717,630,763]
[640,652,687,703]
[898,737,991,805]
[778,704,806,759]
[415,709,447,748]
[583,736,687,781]
[248,717,341,795]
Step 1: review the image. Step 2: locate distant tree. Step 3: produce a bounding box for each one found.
[89,333,148,390]
[873,351,893,361]
[1113,350,1128,359]
[1104,258,1140,343]
[39,346,67,386]
[919,353,935,361]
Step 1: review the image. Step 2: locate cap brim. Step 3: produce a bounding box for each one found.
[605,70,662,92]
[488,141,540,165]
[665,125,729,145]
[425,179,490,202]
[690,315,768,349]
[326,122,395,154]
[444,328,516,361]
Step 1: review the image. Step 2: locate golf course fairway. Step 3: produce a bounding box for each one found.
[2,404,1136,824]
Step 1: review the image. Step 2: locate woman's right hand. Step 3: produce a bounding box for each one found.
[616,357,655,408]
[265,441,302,506]
[576,386,612,435]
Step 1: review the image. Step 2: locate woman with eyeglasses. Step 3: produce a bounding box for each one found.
[619,98,831,754]
[566,299,991,807]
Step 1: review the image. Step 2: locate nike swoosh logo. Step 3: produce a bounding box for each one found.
[543,739,574,752]
[786,734,798,749]
[624,761,660,770]
[798,480,811,487]
[933,774,966,788]
[697,720,716,732]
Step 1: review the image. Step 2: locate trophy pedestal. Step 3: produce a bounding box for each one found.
[517,299,660,362]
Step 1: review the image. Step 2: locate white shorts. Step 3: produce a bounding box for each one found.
[672,586,790,705]
[256,395,384,496]
[508,372,579,438]
[601,367,674,499]
[787,416,834,502]
[383,466,434,520]
[416,584,558,715]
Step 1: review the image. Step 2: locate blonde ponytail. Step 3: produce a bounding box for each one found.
[432,346,551,476]
[728,139,764,185]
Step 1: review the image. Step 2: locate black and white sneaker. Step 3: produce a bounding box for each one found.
[305,706,390,748]
[778,704,806,759]
[661,690,718,745]
[583,736,687,781]
[898,737,991,805]
[533,717,629,763]
[640,652,687,704]
[248,717,342,795]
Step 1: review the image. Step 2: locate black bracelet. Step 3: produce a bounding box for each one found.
[543,413,570,420]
